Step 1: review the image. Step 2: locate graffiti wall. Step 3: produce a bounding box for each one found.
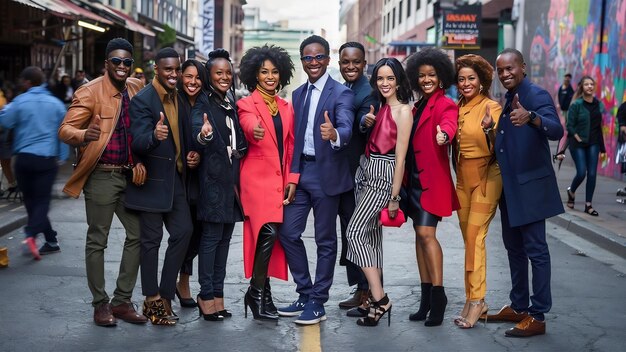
[523,0,626,177]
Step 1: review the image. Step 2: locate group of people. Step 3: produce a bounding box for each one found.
[0,35,569,339]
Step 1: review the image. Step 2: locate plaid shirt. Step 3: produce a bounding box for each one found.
[99,89,132,165]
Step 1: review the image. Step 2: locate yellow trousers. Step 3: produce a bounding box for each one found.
[455,156,502,300]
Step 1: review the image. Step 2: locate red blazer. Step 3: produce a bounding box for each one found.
[237,90,295,280]
[411,89,460,217]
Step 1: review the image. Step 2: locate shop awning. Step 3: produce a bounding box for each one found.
[27,0,113,25]
[88,2,155,37]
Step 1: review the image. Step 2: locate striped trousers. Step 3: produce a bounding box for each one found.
[346,154,395,268]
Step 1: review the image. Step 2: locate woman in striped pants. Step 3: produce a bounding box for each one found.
[346,58,412,327]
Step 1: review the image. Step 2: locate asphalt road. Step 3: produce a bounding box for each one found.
[0,195,625,351]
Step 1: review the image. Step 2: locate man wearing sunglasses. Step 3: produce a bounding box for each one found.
[278,35,355,325]
[59,38,148,327]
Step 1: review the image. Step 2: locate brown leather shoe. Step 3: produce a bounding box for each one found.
[484,305,529,322]
[112,302,148,324]
[94,302,117,327]
[339,289,367,309]
[505,316,546,337]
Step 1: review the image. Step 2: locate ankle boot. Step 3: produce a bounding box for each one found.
[409,283,432,321]
[263,278,278,315]
[245,223,279,320]
[425,286,447,326]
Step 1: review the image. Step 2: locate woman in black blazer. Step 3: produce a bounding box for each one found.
[191,49,247,321]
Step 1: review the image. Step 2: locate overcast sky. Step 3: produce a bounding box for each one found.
[243,0,342,49]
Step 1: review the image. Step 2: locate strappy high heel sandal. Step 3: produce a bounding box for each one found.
[457,300,488,329]
[566,188,575,209]
[357,294,392,327]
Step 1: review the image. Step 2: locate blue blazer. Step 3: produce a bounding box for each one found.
[290,76,355,196]
[344,75,378,176]
[495,78,564,227]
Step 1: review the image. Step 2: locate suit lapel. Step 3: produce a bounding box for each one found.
[315,78,334,124]
[252,91,278,148]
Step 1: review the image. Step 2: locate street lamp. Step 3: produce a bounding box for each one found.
[78,20,106,33]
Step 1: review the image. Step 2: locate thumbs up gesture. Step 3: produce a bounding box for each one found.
[154,112,169,140]
[253,121,265,141]
[363,105,376,128]
[510,94,531,127]
[84,114,101,142]
[435,125,448,145]
[320,111,337,142]
[481,105,494,131]
[201,113,213,137]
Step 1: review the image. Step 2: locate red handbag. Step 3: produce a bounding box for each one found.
[379,208,406,227]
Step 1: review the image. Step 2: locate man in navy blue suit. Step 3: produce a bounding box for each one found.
[278,35,355,325]
[487,48,564,337]
[336,42,379,315]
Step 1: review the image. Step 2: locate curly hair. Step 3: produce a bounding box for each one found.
[239,45,294,92]
[369,58,413,104]
[455,54,494,98]
[405,47,455,93]
[299,35,329,56]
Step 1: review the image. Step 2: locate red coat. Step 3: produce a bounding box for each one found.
[411,89,460,217]
[237,90,294,280]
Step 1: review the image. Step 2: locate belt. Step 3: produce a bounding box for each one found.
[301,154,316,161]
[95,164,130,173]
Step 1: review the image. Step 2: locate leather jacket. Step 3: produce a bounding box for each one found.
[58,72,144,198]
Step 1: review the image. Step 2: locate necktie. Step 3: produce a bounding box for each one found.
[302,84,315,119]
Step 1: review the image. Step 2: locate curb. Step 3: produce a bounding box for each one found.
[0,214,27,238]
[549,212,626,259]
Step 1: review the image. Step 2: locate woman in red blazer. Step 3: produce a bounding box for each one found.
[405,48,460,327]
[237,45,295,320]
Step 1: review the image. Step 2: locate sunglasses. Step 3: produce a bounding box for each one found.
[109,57,134,67]
[300,54,329,63]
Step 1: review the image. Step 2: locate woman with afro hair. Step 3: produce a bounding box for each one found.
[404,47,459,327]
[236,44,295,320]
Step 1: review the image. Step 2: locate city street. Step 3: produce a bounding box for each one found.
[1,192,625,351]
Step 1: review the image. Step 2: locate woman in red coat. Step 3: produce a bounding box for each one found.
[405,48,460,327]
[237,45,295,320]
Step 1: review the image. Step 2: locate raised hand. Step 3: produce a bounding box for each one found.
[253,122,265,141]
[132,162,146,186]
[84,114,101,142]
[510,94,531,127]
[481,105,494,130]
[154,112,169,140]
[201,113,213,137]
[435,125,447,145]
[363,105,376,128]
[187,151,200,169]
[320,111,337,141]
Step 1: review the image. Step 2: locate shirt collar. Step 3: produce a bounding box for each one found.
[152,76,177,103]
[309,72,330,92]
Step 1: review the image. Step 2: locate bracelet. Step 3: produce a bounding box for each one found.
[390,194,401,202]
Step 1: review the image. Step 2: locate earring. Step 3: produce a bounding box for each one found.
[479,84,483,93]
[439,82,443,89]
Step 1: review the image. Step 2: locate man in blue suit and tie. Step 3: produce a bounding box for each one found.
[487,48,564,337]
[278,35,355,325]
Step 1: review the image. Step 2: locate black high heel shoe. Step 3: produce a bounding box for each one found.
[176,288,198,308]
[244,286,278,320]
[356,294,392,327]
[409,283,432,321]
[424,286,447,327]
[566,188,575,209]
[197,296,223,321]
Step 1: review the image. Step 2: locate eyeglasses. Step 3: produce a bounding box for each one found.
[300,54,329,63]
[109,57,134,67]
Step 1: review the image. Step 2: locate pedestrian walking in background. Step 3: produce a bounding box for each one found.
[276,35,354,326]
[237,44,294,321]
[0,84,18,200]
[565,76,607,216]
[336,42,379,314]
[555,73,574,156]
[59,38,148,327]
[345,57,412,327]
[487,48,563,338]
[616,101,626,202]
[404,48,459,327]
[452,54,503,329]
[0,66,68,260]
[126,47,194,326]
[191,49,247,321]
[174,59,205,309]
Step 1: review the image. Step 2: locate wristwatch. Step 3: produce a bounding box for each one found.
[390,194,401,202]
[528,111,537,122]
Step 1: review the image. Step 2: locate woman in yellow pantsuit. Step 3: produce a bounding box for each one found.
[453,54,503,329]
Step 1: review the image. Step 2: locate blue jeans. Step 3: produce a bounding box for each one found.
[569,144,600,203]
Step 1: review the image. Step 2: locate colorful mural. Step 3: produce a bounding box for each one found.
[523,0,626,177]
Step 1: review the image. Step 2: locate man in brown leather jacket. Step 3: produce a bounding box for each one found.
[58,38,148,327]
